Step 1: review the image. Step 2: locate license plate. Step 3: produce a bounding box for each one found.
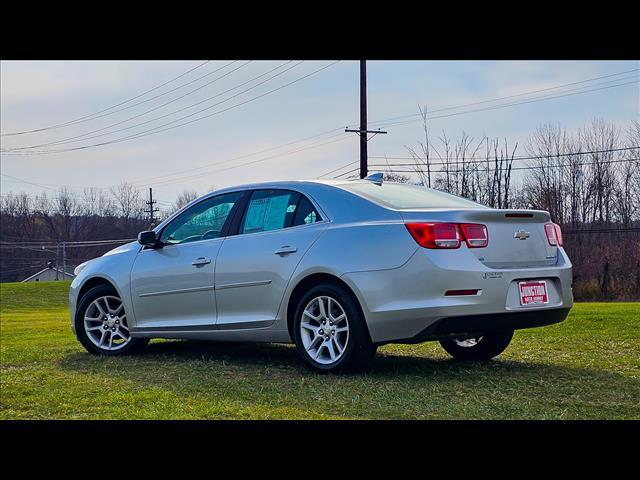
[518,280,549,306]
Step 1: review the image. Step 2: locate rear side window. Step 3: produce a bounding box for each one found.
[240,189,322,234]
[340,182,486,209]
[292,195,321,226]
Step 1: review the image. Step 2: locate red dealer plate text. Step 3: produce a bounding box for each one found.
[518,280,549,306]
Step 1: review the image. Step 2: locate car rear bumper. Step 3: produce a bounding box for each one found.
[341,246,573,344]
[397,307,570,344]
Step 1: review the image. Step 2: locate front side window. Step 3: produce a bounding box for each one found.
[240,189,322,234]
[160,192,242,245]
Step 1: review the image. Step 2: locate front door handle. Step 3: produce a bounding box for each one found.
[274,245,297,256]
[192,257,212,266]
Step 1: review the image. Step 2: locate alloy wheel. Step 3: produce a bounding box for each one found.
[83,295,131,351]
[300,295,349,365]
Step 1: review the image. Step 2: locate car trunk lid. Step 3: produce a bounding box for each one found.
[400,208,557,268]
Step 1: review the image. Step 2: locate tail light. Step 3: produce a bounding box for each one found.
[544,222,564,247]
[405,223,461,249]
[405,222,488,249]
[459,223,489,248]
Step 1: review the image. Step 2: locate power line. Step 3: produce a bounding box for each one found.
[361,157,639,176]
[333,167,361,179]
[0,173,61,191]
[2,65,635,196]
[335,152,640,178]
[0,177,145,199]
[1,61,336,156]
[146,135,352,188]
[129,127,347,186]
[317,69,640,180]
[316,160,359,178]
[366,68,640,128]
[4,60,272,152]
[370,80,639,131]
[0,60,213,136]
[0,239,134,250]
[0,239,134,245]
[368,146,640,165]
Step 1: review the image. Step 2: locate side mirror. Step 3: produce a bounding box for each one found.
[138,230,161,248]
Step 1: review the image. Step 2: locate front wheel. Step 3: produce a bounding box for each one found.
[75,284,149,356]
[439,330,514,361]
[292,283,376,373]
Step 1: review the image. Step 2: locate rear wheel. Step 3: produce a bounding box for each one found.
[292,283,376,373]
[439,330,513,361]
[75,284,149,356]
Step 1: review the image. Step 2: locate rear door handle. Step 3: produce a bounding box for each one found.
[274,245,297,256]
[192,257,212,266]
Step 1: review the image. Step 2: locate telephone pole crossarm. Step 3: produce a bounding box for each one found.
[345,128,388,141]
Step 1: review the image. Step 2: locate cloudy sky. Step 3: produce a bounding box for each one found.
[1,60,638,207]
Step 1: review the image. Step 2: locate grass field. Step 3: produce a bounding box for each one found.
[1,281,638,419]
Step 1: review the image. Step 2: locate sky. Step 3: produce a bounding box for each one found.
[1,60,638,208]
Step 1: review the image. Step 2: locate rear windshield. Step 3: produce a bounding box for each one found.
[339,182,486,210]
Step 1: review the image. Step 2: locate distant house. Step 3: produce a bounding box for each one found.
[22,267,75,283]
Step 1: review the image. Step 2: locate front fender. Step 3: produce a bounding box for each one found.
[69,242,140,331]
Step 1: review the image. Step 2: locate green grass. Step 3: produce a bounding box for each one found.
[1,281,638,419]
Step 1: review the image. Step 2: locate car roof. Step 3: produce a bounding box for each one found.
[186,179,364,198]
[205,179,352,191]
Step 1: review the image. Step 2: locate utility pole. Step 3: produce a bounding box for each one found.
[62,241,66,280]
[55,243,59,281]
[145,187,159,226]
[345,60,387,179]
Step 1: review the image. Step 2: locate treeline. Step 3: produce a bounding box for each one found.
[364,117,640,300]
[1,118,639,299]
[0,183,151,281]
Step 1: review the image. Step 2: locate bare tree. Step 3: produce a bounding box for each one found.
[172,189,199,213]
[405,105,433,187]
[110,182,144,220]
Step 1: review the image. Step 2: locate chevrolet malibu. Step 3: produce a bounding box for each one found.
[70,175,573,373]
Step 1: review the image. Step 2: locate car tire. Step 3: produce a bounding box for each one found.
[75,284,149,356]
[439,330,514,361]
[292,282,377,373]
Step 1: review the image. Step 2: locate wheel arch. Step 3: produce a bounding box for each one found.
[77,276,119,305]
[285,272,371,341]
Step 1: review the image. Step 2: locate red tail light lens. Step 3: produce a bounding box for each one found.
[405,223,461,249]
[459,223,489,248]
[545,222,563,246]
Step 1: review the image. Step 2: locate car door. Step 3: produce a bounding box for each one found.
[214,189,327,329]
[130,191,244,330]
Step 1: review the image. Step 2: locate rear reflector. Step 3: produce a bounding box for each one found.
[405,223,461,249]
[445,289,480,296]
[544,222,564,247]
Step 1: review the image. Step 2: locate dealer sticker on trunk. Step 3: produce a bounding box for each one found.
[518,280,549,306]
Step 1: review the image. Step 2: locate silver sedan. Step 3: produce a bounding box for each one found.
[70,176,573,373]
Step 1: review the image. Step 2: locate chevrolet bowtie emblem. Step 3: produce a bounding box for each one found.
[514,230,530,240]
